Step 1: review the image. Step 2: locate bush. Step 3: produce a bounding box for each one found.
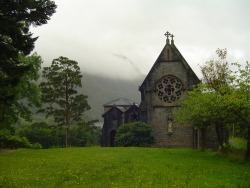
[17,122,56,148]
[0,129,34,149]
[8,136,32,149]
[0,129,11,148]
[115,122,154,147]
[219,137,247,160]
[31,143,43,149]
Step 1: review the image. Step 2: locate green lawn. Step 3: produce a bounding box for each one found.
[0,147,249,187]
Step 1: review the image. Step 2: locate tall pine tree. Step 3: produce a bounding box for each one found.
[39,56,91,147]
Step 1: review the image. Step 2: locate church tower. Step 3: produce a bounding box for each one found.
[139,32,201,147]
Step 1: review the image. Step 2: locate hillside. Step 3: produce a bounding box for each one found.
[81,72,144,123]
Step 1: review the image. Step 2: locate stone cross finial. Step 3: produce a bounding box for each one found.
[164,31,171,39]
[171,34,174,41]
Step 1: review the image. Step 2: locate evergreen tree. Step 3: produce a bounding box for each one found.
[0,53,43,130]
[0,0,57,125]
[39,56,91,147]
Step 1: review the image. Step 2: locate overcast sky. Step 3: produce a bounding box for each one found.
[31,0,250,80]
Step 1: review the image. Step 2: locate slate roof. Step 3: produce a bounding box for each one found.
[103,97,138,107]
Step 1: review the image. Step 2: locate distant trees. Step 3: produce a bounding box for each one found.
[175,49,250,160]
[0,0,57,128]
[17,121,101,148]
[71,120,101,147]
[115,122,154,147]
[39,56,95,147]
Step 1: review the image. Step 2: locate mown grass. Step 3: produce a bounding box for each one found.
[0,147,249,187]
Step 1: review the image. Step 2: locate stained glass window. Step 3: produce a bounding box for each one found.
[156,76,183,103]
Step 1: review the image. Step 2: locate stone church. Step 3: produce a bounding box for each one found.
[101,32,219,149]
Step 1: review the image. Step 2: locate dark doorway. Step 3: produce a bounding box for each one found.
[110,130,116,147]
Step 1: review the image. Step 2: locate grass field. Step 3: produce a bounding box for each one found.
[0,147,250,188]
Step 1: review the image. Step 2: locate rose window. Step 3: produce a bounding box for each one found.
[156,76,183,103]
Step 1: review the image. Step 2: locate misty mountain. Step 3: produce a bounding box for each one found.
[81,72,144,122]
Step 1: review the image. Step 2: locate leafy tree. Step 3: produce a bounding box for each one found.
[0,0,57,125]
[175,84,231,149]
[200,49,231,146]
[0,53,43,130]
[39,56,92,147]
[228,62,250,159]
[201,48,230,92]
[175,49,250,159]
[115,122,154,147]
[176,49,231,149]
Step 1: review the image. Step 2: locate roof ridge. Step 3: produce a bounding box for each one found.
[103,97,138,106]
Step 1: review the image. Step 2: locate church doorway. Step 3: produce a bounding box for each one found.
[110,130,116,147]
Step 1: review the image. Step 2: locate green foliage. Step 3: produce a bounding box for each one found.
[0,148,249,187]
[115,122,154,147]
[229,137,247,153]
[0,0,57,126]
[0,129,32,149]
[17,122,54,148]
[218,137,247,161]
[71,120,101,147]
[0,129,11,148]
[30,143,43,149]
[7,136,31,149]
[175,49,250,159]
[17,121,101,148]
[39,56,92,147]
[0,53,43,130]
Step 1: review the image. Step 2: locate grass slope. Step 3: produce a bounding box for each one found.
[0,148,249,187]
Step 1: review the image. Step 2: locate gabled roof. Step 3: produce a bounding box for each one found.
[103,97,138,107]
[102,105,124,117]
[102,102,139,116]
[140,37,200,88]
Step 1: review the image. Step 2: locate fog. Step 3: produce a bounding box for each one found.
[31,0,250,80]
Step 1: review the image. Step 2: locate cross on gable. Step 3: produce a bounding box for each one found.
[171,34,174,41]
[164,31,171,39]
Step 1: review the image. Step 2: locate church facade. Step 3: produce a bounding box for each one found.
[101,32,219,149]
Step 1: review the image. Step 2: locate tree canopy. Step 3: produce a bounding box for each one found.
[0,0,57,126]
[0,53,43,130]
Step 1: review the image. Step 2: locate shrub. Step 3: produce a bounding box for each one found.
[115,122,154,147]
[219,137,247,160]
[17,122,55,148]
[31,143,43,149]
[0,129,33,149]
[7,136,32,149]
[0,129,11,148]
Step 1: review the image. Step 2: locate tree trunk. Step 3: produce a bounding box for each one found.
[245,127,250,160]
[65,127,68,147]
[215,123,229,149]
[201,128,205,150]
[65,74,70,147]
[215,124,224,148]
